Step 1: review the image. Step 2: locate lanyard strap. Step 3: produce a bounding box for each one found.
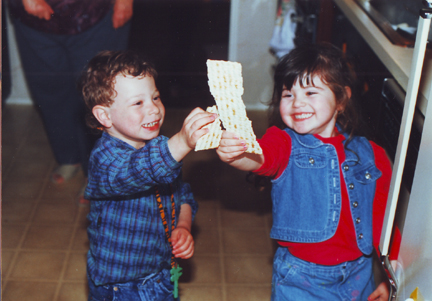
[154,186,176,268]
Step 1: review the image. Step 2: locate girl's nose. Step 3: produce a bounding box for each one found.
[292,96,305,108]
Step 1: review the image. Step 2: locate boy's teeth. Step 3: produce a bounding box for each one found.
[294,113,313,120]
[143,121,157,128]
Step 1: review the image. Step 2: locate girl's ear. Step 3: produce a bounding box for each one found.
[337,86,352,112]
[345,86,352,99]
[92,105,112,128]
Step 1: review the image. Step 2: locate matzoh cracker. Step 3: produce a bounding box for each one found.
[195,106,223,151]
[206,59,262,154]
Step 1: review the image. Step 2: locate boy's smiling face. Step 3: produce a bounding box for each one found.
[94,74,165,149]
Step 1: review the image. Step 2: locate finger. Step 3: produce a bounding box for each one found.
[174,241,194,259]
[186,110,217,131]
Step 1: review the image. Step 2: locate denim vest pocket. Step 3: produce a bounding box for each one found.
[293,152,327,169]
[352,162,382,184]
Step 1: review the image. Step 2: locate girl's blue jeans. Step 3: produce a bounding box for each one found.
[271,247,375,301]
[88,269,178,301]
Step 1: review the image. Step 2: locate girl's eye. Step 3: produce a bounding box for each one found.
[306,91,317,96]
[135,101,143,105]
[153,96,161,102]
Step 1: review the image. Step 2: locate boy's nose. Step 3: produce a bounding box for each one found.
[146,101,160,114]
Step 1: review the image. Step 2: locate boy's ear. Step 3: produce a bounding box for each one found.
[92,105,112,128]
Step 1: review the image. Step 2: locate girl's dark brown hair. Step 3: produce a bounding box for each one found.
[80,50,157,130]
[268,42,360,145]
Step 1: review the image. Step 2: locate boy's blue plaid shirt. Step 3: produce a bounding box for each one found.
[85,132,198,286]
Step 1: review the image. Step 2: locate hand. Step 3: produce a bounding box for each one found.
[168,107,217,162]
[216,130,248,163]
[22,0,53,20]
[112,0,133,29]
[368,282,389,301]
[171,227,194,259]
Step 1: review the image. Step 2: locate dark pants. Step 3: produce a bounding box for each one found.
[12,10,130,173]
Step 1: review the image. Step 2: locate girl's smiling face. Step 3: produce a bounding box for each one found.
[279,75,341,138]
[98,74,165,149]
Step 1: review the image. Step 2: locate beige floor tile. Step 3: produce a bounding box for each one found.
[1,198,35,223]
[224,255,273,284]
[226,285,271,301]
[222,228,272,254]
[6,160,51,181]
[18,143,55,163]
[21,225,75,250]
[40,175,86,204]
[193,200,220,229]
[179,285,223,301]
[33,203,78,224]
[2,179,44,199]
[11,251,66,280]
[193,227,220,255]
[2,251,16,275]
[180,255,222,284]
[57,282,89,301]
[2,224,27,249]
[220,209,267,229]
[71,225,90,251]
[64,252,88,281]
[2,281,58,301]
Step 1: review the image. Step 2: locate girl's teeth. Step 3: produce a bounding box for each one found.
[295,113,313,120]
[143,121,157,128]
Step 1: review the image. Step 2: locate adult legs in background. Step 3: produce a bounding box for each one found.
[12,11,131,179]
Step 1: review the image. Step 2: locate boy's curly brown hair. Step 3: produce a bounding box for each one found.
[80,50,157,130]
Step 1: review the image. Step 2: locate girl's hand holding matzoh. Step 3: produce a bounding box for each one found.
[168,107,217,162]
[217,131,248,162]
[216,131,264,172]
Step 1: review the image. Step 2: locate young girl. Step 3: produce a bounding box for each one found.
[216,43,397,301]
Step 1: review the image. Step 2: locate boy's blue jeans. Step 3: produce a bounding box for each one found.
[88,269,178,301]
[271,247,375,301]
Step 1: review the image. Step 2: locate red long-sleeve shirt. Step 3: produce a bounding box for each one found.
[255,126,400,265]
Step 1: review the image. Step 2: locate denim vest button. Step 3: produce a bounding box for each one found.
[349,183,355,189]
[309,157,315,164]
[358,233,364,239]
[356,217,361,224]
[343,165,349,171]
[365,172,371,179]
[113,287,118,291]
[353,201,358,208]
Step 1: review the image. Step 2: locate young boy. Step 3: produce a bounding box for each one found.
[80,50,216,300]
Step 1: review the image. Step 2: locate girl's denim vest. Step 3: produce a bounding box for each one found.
[270,127,382,255]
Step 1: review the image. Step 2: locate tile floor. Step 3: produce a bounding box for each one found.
[1,104,276,301]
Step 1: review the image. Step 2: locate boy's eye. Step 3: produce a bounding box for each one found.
[135,101,143,105]
[153,95,161,102]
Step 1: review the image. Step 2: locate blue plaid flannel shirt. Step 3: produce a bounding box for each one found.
[85,132,198,286]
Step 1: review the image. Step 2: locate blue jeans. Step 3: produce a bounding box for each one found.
[271,248,375,301]
[88,269,178,301]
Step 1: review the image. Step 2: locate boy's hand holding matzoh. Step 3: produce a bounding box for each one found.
[195,60,262,155]
[168,107,217,162]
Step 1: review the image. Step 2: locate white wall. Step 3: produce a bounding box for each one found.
[229,0,278,110]
[395,83,432,299]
